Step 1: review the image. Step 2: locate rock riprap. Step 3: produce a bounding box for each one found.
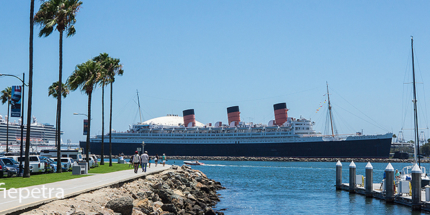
[23,165,225,215]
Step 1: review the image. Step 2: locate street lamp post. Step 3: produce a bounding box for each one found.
[73,113,90,170]
[142,141,145,154]
[0,73,27,176]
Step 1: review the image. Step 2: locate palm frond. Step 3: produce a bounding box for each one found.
[0,87,12,105]
[67,59,100,95]
[35,0,82,37]
[48,81,69,98]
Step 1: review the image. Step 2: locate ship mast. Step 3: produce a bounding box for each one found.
[411,36,420,166]
[137,90,142,124]
[326,82,335,137]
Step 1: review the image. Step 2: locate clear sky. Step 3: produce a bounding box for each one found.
[1,1,430,143]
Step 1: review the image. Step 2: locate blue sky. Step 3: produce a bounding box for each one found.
[1,1,430,143]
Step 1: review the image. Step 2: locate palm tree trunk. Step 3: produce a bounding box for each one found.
[109,82,113,166]
[100,86,105,165]
[24,0,34,178]
[6,101,9,153]
[55,115,58,147]
[56,30,63,173]
[86,91,92,170]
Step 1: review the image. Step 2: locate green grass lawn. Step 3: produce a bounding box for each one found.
[0,163,132,190]
[89,163,132,173]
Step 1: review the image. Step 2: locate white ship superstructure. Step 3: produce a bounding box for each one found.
[0,115,57,144]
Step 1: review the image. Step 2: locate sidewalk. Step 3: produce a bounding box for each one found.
[0,164,171,215]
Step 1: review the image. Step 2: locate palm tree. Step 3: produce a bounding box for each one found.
[1,87,12,153]
[93,53,123,166]
[67,59,100,169]
[107,58,123,167]
[48,81,69,158]
[93,54,123,167]
[34,0,82,173]
[93,53,109,165]
[24,0,35,178]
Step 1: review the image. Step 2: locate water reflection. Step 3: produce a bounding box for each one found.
[172,160,430,214]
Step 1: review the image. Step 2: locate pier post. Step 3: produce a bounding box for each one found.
[385,163,394,203]
[412,163,422,210]
[336,161,342,190]
[365,162,373,197]
[349,161,356,193]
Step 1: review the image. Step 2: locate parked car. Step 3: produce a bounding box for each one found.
[91,155,98,167]
[0,158,19,177]
[39,156,52,173]
[52,157,74,171]
[82,156,95,168]
[7,155,46,174]
[40,156,57,173]
[89,157,95,168]
[52,158,68,171]
[0,159,6,177]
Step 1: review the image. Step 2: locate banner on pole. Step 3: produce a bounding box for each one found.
[11,86,22,117]
[83,119,88,135]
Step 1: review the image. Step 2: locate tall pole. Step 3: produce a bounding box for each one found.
[6,100,9,153]
[137,90,142,123]
[109,83,113,166]
[411,36,420,166]
[56,30,63,173]
[326,82,334,137]
[24,0,34,178]
[86,93,92,171]
[19,73,25,176]
[100,87,105,165]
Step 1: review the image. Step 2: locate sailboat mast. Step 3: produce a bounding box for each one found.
[326,82,335,137]
[137,90,142,124]
[411,36,420,166]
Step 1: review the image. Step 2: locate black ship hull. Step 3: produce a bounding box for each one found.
[81,137,392,158]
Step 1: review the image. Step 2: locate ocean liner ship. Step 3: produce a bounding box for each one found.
[0,115,57,152]
[83,89,392,158]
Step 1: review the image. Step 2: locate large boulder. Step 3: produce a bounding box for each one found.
[136,198,154,214]
[161,203,178,213]
[153,201,164,208]
[136,192,146,199]
[154,188,174,203]
[105,197,134,215]
[204,207,216,215]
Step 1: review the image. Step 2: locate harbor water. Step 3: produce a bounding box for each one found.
[166,160,429,214]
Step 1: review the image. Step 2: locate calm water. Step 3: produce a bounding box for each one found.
[166,160,430,215]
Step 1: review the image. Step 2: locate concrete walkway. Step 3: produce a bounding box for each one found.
[0,164,171,215]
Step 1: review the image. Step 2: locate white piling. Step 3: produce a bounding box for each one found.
[349,161,356,193]
[385,163,394,203]
[365,162,373,197]
[411,164,422,210]
[336,161,342,190]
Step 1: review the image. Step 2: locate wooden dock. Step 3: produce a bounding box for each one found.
[340,181,430,211]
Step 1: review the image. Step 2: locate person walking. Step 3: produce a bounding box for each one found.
[148,156,151,168]
[155,154,159,167]
[132,151,140,173]
[140,151,149,172]
[162,153,167,167]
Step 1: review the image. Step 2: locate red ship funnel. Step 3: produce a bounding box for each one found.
[183,109,196,127]
[274,103,288,126]
[227,106,240,126]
